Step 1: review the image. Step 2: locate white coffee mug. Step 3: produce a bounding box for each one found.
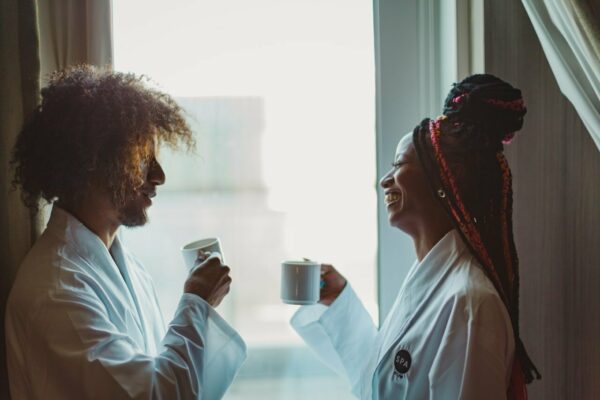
[180,238,223,272]
[281,260,321,305]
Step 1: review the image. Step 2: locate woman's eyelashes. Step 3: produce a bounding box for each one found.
[391,160,406,168]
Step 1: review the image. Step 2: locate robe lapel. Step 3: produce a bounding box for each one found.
[109,236,149,350]
[47,207,147,349]
[367,230,468,397]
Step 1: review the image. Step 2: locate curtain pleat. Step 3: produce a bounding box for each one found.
[1,1,113,398]
[38,0,113,81]
[522,0,600,151]
[0,1,40,398]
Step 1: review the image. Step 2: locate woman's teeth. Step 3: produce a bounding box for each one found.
[385,193,401,205]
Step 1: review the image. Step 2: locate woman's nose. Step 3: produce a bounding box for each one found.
[379,169,393,189]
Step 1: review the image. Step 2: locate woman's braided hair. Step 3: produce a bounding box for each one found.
[412,74,541,399]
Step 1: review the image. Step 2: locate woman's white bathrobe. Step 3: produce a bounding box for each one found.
[291,230,514,399]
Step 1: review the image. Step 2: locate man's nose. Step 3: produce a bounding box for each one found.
[148,158,166,186]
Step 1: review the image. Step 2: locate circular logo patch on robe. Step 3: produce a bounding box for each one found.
[394,349,411,374]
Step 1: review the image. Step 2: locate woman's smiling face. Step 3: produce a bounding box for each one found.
[379,134,440,232]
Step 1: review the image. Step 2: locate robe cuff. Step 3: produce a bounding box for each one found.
[171,293,247,398]
[290,284,376,391]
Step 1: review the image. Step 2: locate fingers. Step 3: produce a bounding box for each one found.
[194,250,212,265]
[318,263,347,306]
[321,264,341,283]
[203,255,223,267]
[221,276,232,294]
[184,262,233,307]
[321,263,335,274]
[192,269,231,293]
[211,275,232,308]
[195,251,222,266]
[196,250,209,261]
[217,272,232,287]
[191,258,224,277]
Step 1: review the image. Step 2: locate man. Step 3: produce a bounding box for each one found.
[5,65,246,399]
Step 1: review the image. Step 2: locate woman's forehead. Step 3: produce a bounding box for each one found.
[395,132,413,159]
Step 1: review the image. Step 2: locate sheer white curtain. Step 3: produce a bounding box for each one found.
[522,0,600,151]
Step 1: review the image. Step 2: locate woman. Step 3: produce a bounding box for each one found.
[291,74,541,399]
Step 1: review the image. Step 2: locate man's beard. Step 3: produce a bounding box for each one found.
[117,198,149,227]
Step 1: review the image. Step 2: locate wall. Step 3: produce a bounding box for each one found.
[485,1,600,399]
[373,0,422,318]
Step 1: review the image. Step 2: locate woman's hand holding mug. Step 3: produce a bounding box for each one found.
[319,264,347,306]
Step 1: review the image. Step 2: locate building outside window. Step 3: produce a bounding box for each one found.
[113,1,376,398]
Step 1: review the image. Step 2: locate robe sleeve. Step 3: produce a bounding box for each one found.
[290,284,377,396]
[31,275,246,400]
[428,292,514,400]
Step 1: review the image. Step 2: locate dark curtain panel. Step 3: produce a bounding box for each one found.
[486,0,600,398]
[0,0,40,399]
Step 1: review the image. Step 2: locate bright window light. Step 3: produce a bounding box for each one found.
[113,1,376,398]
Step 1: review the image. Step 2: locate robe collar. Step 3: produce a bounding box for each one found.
[386,229,469,338]
[45,206,147,343]
[45,205,121,261]
[405,229,468,297]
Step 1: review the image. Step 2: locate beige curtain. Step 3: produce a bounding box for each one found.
[1,1,112,398]
[38,0,113,81]
[35,0,114,229]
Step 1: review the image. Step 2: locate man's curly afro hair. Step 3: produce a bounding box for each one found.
[10,64,194,212]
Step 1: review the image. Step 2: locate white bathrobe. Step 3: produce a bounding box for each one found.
[5,207,246,399]
[291,229,514,399]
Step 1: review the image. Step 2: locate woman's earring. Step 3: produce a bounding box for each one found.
[437,189,446,198]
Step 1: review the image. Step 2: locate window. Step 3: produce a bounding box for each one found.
[113,1,376,398]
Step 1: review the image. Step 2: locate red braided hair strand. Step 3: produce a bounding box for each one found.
[418,73,541,397]
[429,117,508,303]
[429,115,532,400]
